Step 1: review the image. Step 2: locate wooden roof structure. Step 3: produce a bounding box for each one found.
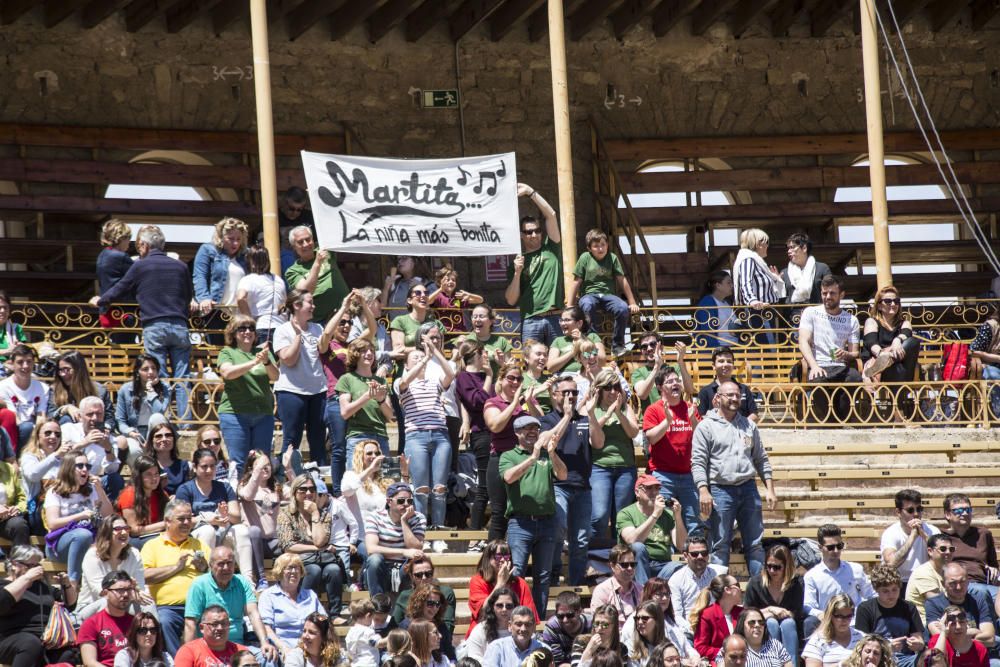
[2,0,998,42]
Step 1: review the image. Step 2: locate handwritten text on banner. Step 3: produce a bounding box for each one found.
[301,151,519,257]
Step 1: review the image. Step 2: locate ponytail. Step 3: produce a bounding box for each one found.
[689,575,729,635]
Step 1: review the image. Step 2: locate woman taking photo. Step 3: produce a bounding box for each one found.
[143,420,189,496]
[408,618,450,667]
[744,544,804,660]
[19,418,72,533]
[238,449,284,589]
[571,605,628,667]
[341,439,401,536]
[236,244,288,346]
[337,338,394,465]
[467,540,538,637]
[218,314,278,474]
[395,335,455,529]
[400,584,456,661]
[454,339,494,532]
[114,611,174,667]
[44,453,113,583]
[464,587,518,662]
[690,574,744,662]
[590,367,639,542]
[549,306,606,374]
[274,288,328,469]
[47,350,116,430]
[802,595,864,667]
[117,455,169,548]
[258,553,323,656]
[283,611,347,667]
[77,514,151,619]
[115,354,170,465]
[277,474,345,620]
[733,607,793,667]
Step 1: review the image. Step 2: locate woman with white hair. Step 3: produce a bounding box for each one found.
[732,228,785,345]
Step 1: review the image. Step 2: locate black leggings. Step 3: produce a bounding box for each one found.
[486,453,509,542]
[469,431,492,531]
[0,632,77,667]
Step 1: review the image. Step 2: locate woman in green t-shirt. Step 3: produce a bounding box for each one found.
[520,339,553,415]
[466,304,513,370]
[217,314,278,475]
[336,337,394,469]
[589,368,640,543]
[547,305,606,374]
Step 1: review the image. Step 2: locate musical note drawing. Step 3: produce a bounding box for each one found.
[457,166,470,186]
[496,160,507,178]
[474,172,498,196]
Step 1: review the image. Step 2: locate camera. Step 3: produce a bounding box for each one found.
[380,456,402,480]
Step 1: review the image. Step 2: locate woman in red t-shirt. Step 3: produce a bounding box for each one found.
[117,455,168,549]
[466,539,539,638]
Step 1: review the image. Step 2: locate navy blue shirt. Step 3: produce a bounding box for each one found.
[925,591,995,628]
[539,410,591,490]
[98,248,192,326]
[176,479,236,515]
[696,380,758,418]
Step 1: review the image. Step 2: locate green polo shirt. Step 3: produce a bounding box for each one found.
[499,446,556,518]
[184,572,256,642]
[508,237,564,319]
[284,255,349,323]
[616,502,676,563]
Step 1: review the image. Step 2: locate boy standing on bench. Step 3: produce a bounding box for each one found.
[695,346,759,422]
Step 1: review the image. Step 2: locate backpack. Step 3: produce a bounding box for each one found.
[790,538,822,569]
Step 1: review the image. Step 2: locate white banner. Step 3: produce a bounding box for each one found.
[301,151,519,257]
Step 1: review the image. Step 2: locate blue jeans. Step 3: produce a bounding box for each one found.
[218,412,275,476]
[275,391,328,467]
[346,434,390,472]
[102,472,124,503]
[157,604,186,655]
[968,581,999,603]
[364,553,408,596]
[521,314,561,346]
[590,465,636,541]
[142,320,191,422]
[983,365,1000,419]
[630,541,683,586]
[708,480,765,576]
[404,428,451,527]
[304,560,344,616]
[45,527,93,583]
[651,470,705,538]
[552,486,592,586]
[325,399,347,495]
[579,294,630,346]
[508,515,557,616]
[767,617,798,664]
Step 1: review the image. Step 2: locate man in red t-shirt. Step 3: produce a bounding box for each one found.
[641,366,702,538]
[78,571,135,667]
[175,606,247,667]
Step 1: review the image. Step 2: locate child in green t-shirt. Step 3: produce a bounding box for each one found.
[567,229,640,357]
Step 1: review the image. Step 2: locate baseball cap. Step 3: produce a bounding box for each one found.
[635,474,661,492]
[513,415,541,431]
[386,482,412,498]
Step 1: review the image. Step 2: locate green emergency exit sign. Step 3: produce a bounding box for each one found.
[422,89,459,108]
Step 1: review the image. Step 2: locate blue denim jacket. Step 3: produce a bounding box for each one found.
[193,243,247,303]
[115,382,172,436]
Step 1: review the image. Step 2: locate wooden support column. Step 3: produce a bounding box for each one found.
[860,0,892,289]
[548,0,577,295]
[249,0,281,276]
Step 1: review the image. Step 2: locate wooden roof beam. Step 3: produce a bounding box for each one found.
[124,0,164,32]
[768,0,818,36]
[81,0,129,27]
[44,0,89,27]
[651,0,701,36]
[166,0,220,33]
[211,0,244,33]
[2,0,34,24]
[889,0,933,25]
[810,0,852,36]
[609,0,661,39]
[527,0,586,41]
[730,0,780,35]
[286,0,341,41]
[691,0,739,35]
[406,0,450,41]
[927,0,965,31]
[490,0,545,41]
[450,0,506,41]
[569,0,626,40]
[328,0,386,39]
[971,0,1000,30]
[367,0,425,42]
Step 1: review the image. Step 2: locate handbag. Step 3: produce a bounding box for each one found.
[42,600,77,649]
[942,342,969,383]
[45,519,96,553]
[299,549,340,568]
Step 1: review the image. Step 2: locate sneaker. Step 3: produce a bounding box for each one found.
[256,578,269,592]
[348,583,361,592]
[864,352,895,378]
[468,540,487,553]
[612,344,629,358]
[432,540,448,553]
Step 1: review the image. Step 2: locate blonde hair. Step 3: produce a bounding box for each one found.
[689,575,737,634]
[870,284,903,331]
[272,553,305,580]
[818,594,855,642]
[351,441,391,495]
[212,217,249,251]
[739,228,769,250]
[101,219,131,246]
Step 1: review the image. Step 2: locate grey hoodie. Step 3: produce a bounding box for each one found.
[690,409,772,488]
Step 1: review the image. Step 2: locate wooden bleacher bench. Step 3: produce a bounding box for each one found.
[764,440,993,461]
[771,464,1000,490]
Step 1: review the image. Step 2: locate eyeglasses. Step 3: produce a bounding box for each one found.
[556,612,576,621]
[557,389,579,396]
[236,325,256,333]
[765,563,784,572]
[494,602,514,609]
[640,342,658,350]
[75,463,90,470]
[57,367,73,375]
[833,613,853,620]
[413,571,434,579]
[687,551,709,558]
[901,506,923,514]
[112,525,130,533]
[201,438,222,446]
[880,298,901,305]
[823,542,845,552]
[522,228,541,236]
[136,627,158,636]
[745,619,765,627]
[296,487,317,494]
[337,320,351,327]
[936,546,956,553]
[201,621,231,629]
[617,561,637,569]
[105,586,135,595]
[425,599,441,607]
[593,621,611,630]
[493,554,511,562]
[152,433,173,440]
[949,507,972,516]
[411,291,428,296]
[394,498,415,506]
[635,615,653,623]
[504,375,523,383]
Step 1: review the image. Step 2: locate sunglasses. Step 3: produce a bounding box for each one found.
[901,506,923,514]
[136,627,158,636]
[556,613,576,621]
[765,563,784,572]
[635,615,653,623]
[75,462,90,470]
[949,507,972,516]
[640,342,658,350]
[504,375,523,383]
[236,325,256,333]
[425,599,441,607]
[413,571,434,579]
[522,229,541,236]
[558,389,580,396]
[936,546,956,553]
[945,614,966,624]
[394,498,415,506]
[617,561,637,569]
[745,619,765,627]
[201,438,222,446]
[337,320,352,327]
[823,542,845,552]
[593,621,611,630]
[687,551,709,558]
[494,602,514,610]
[296,487,317,494]
[880,298,901,305]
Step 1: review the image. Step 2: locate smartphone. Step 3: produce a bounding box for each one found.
[380,456,402,480]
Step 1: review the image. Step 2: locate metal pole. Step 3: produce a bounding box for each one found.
[250,0,281,276]
[860,0,892,289]
[548,0,577,294]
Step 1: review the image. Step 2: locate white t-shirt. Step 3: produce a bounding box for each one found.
[341,471,386,530]
[464,624,510,662]
[237,273,288,330]
[800,306,860,369]
[0,377,48,424]
[44,487,100,518]
[880,521,940,579]
[220,261,246,307]
[801,628,865,667]
[273,321,327,395]
[345,624,380,667]
[60,423,119,476]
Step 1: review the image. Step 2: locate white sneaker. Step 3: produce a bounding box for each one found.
[432,540,448,554]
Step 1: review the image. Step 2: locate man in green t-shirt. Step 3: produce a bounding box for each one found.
[499,414,568,618]
[283,225,349,323]
[505,184,564,346]
[616,474,687,586]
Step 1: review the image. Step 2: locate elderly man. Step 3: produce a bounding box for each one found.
[91,224,193,421]
[504,184,562,345]
[283,225,348,324]
[925,563,996,654]
[61,395,127,500]
[501,414,568,617]
[692,380,777,576]
[141,498,209,654]
[617,473,686,586]
[183,546,277,664]
[78,570,135,667]
[907,534,956,623]
[364,482,426,596]
[175,606,247,667]
[482,605,546,667]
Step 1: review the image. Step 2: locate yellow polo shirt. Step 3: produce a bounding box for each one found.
[141,533,207,606]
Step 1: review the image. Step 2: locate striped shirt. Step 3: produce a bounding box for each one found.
[735,256,778,306]
[714,639,791,667]
[394,377,447,432]
[363,508,426,562]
